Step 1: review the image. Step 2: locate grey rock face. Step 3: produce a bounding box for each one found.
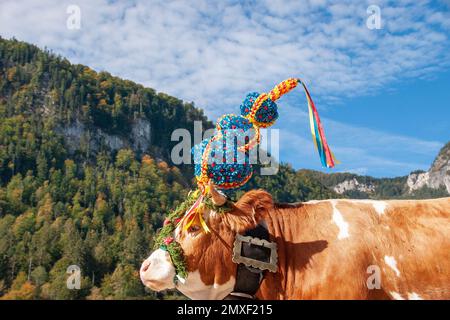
[131,118,151,151]
[59,118,151,154]
[333,178,376,194]
[406,144,450,193]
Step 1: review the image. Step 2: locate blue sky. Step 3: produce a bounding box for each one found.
[0,0,449,177]
[277,70,450,177]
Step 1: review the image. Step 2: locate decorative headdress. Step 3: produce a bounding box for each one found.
[155,78,338,278]
[193,77,338,192]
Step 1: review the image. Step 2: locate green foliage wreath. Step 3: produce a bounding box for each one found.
[153,190,233,279]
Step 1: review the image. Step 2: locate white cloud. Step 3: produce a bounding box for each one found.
[1,0,448,116]
[0,0,448,177]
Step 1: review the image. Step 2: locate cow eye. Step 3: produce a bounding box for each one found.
[188,225,201,233]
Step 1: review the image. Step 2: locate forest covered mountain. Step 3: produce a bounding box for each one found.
[0,37,448,299]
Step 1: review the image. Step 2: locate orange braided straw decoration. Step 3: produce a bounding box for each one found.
[217,170,253,189]
[268,78,299,101]
[246,78,299,128]
[197,135,217,192]
[237,126,260,152]
[216,114,261,153]
[247,93,269,127]
[198,78,301,189]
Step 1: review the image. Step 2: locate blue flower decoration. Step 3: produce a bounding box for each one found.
[240,92,279,125]
[192,135,253,190]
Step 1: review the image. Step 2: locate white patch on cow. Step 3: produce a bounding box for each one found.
[305,199,328,204]
[372,201,388,215]
[176,270,235,300]
[390,291,405,300]
[332,201,350,239]
[384,255,401,277]
[340,199,388,216]
[407,292,423,300]
[140,249,176,291]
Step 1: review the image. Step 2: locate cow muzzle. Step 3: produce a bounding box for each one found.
[140,249,176,291]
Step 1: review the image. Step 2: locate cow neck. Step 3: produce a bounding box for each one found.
[224,223,271,300]
[207,221,233,252]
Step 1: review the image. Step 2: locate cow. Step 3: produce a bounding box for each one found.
[140,185,450,300]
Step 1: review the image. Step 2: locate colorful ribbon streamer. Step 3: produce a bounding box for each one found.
[300,80,338,168]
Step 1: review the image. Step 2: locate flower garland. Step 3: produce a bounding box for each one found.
[153,190,233,278]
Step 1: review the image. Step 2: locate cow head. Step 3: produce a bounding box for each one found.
[140,184,273,299]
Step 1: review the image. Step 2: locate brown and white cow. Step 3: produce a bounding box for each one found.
[140,187,450,300]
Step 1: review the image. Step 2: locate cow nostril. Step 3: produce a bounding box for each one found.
[142,260,151,273]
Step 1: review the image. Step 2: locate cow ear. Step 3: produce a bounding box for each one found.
[223,190,273,233]
[235,189,274,216]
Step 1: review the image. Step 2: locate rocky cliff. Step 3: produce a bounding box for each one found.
[333,178,375,194]
[301,142,450,199]
[407,142,450,194]
[59,118,151,155]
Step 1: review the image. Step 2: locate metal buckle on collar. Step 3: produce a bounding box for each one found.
[232,234,278,273]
